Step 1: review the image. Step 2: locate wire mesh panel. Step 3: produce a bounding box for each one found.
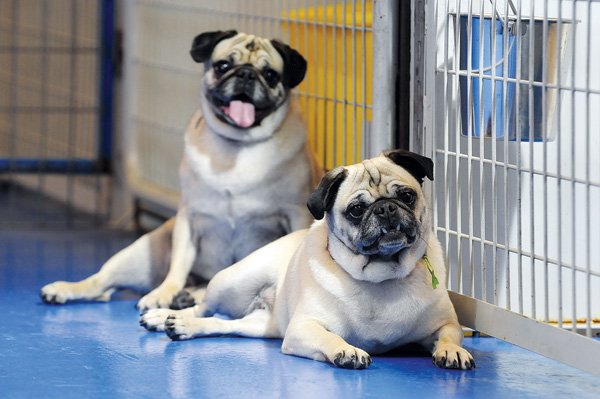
[0,0,113,227]
[418,0,600,374]
[123,0,382,209]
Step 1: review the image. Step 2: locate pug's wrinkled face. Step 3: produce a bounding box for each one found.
[308,150,434,282]
[338,161,423,258]
[190,31,307,141]
[206,35,286,129]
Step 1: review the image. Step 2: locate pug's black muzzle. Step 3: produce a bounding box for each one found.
[356,199,418,256]
[209,66,273,110]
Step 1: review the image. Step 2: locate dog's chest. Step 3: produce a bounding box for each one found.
[182,145,279,207]
[337,282,434,351]
[184,123,300,187]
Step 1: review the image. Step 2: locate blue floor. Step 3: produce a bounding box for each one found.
[2,229,600,398]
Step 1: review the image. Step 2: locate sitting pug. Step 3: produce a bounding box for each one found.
[41,30,320,311]
[140,150,475,370]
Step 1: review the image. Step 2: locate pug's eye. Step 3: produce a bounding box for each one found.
[213,60,231,74]
[347,204,365,219]
[398,190,416,206]
[263,68,280,86]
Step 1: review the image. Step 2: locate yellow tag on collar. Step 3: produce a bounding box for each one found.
[423,255,439,289]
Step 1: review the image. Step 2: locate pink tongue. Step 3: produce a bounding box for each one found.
[225,100,255,128]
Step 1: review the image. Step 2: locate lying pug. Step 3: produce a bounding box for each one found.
[140,150,475,370]
[41,30,320,311]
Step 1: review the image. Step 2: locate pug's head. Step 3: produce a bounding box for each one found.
[308,150,434,283]
[190,30,307,142]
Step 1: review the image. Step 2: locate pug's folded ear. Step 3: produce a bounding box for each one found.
[270,40,307,89]
[383,149,434,185]
[190,30,238,63]
[307,167,348,220]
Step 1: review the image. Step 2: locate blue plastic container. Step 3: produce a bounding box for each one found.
[457,15,570,141]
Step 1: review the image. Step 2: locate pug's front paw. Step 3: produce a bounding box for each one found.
[331,345,372,369]
[139,308,175,332]
[432,343,475,370]
[40,281,75,304]
[164,314,198,341]
[137,283,180,311]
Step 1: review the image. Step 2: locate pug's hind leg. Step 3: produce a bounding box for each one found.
[282,319,372,369]
[164,309,278,341]
[430,322,476,370]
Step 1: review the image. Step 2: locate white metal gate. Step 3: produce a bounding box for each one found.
[418,0,600,376]
[120,0,396,212]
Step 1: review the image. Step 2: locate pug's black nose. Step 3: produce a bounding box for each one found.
[236,67,257,83]
[373,202,399,219]
[373,201,402,232]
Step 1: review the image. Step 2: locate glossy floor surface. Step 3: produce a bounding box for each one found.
[2,227,600,398]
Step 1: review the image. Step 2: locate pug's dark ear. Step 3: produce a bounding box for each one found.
[384,149,434,185]
[270,40,307,88]
[307,167,348,220]
[190,30,238,63]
